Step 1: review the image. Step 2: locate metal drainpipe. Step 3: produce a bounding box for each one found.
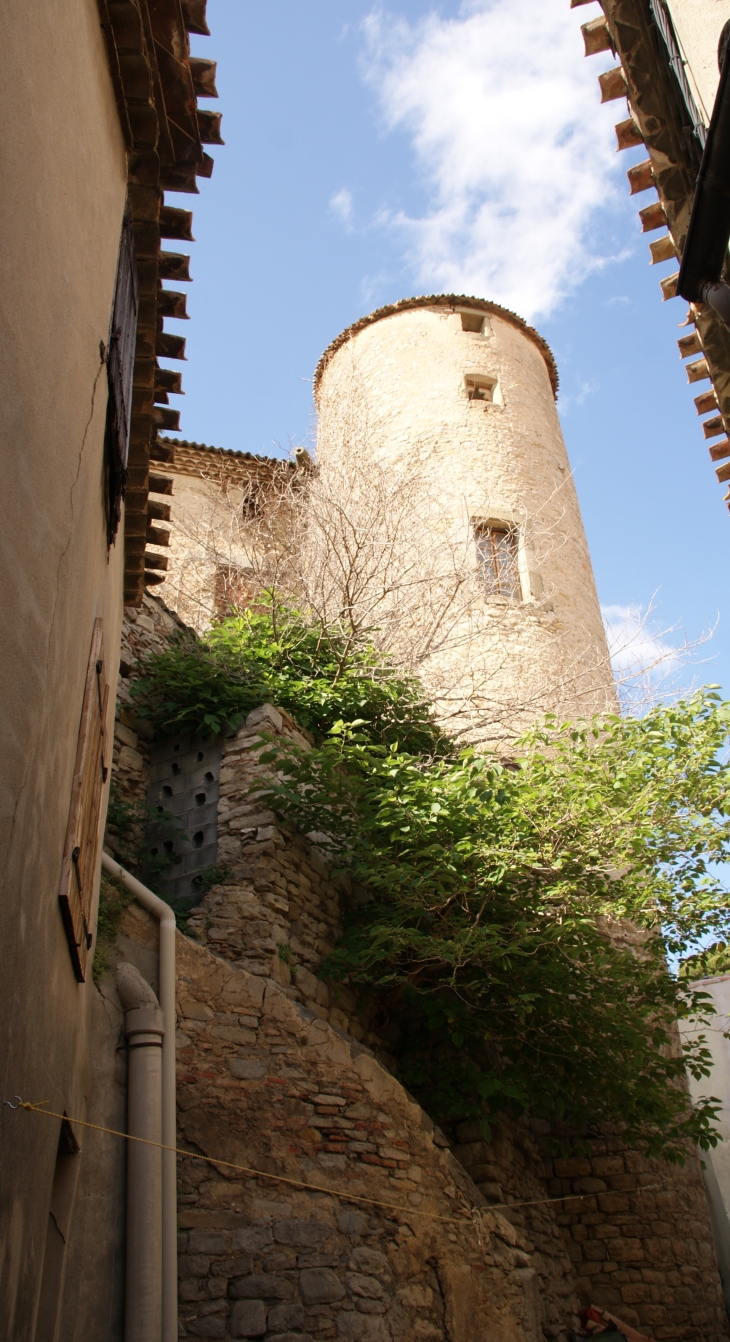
[102,852,177,1342]
[116,962,164,1342]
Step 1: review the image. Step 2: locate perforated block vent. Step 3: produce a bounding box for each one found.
[141,733,222,909]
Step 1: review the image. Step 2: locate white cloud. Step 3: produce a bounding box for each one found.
[558,377,599,414]
[602,604,680,683]
[329,187,355,230]
[361,0,626,320]
[600,602,716,711]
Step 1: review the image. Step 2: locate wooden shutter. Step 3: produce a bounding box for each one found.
[58,619,109,982]
[105,214,139,545]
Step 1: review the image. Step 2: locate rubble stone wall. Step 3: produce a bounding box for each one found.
[187,703,381,1049]
[102,609,730,1342]
[172,922,555,1342]
[445,1118,729,1342]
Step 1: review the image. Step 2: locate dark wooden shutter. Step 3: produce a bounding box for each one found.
[58,619,109,981]
[105,214,139,545]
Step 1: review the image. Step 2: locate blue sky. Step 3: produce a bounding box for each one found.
[161,0,730,695]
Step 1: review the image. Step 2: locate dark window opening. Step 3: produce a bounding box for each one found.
[193,831,205,847]
[197,751,204,761]
[195,793,206,805]
[465,373,497,403]
[163,839,174,854]
[104,214,138,547]
[474,524,521,600]
[205,771,214,783]
[162,785,173,797]
[171,763,180,775]
[460,311,485,333]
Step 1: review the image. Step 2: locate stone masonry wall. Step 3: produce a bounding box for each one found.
[102,617,730,1342]
[185,702,730,1342]
[446,1118,729,1342]
[187,703,379,1048]
[171,921,554,1342]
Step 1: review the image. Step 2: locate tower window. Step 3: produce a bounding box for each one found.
[474,524,521,600]
[460,311,487,334]
[465,373,497,403]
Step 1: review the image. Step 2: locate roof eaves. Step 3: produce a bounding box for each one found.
[313,294,560,400]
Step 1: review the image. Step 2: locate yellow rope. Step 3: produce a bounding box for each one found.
[10,1100,664,1226]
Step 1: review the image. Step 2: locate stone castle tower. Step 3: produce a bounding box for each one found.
[314,295,617,741]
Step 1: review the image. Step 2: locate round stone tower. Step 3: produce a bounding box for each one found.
[314,295,616,743]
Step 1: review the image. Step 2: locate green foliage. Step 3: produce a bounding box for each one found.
[93,872,135,983]
[260,692,730,1161]
[105,782,147,869]
[192,865,233,898]
[679,941,730,980]
[130,596,443,752]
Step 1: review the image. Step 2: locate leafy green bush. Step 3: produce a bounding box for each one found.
[131,596,443,753]
[679,941,730,980]
[260,692,730,1161]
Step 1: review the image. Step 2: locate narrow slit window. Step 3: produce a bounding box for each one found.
[474,524,521,600]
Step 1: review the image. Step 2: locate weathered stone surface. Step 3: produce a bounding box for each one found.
[230,1273,294,1300]
[299,1267,346,1303]
[273,1219,330,1247]
[229,1299,267,1337]
[267,1300,304,1330]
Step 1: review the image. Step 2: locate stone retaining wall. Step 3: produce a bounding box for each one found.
[172,924,553,1342]
[445,1118,729,1342]
[102,616,730,1342]
[187,704,380,1049]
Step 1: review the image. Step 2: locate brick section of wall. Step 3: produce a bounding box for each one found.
[540,1132,728,1342]
[171,925,556,1342]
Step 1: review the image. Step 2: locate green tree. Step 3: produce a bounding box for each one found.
[261,692,730,1161]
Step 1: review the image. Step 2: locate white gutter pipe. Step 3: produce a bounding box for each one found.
[102,852,177,1342]
[117,962,164,1342]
